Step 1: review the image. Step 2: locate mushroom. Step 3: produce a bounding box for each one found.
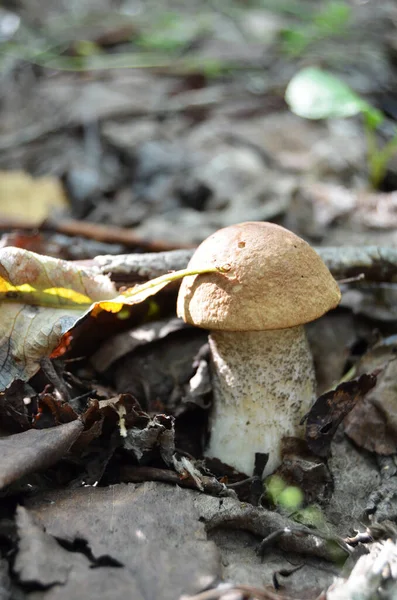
[177,222,341,477]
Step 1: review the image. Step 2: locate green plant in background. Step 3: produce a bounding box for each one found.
[279,1,351,57]
[135,11,208,53]
[0,8,228,75]
[285,67,397,189]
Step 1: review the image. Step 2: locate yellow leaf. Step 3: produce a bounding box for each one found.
[0,170,69,226]
[0,247,116,390]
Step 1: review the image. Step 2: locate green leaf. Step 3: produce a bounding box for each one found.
[313,2,351,36]
[285,67,366,120]
[280,28,312,57]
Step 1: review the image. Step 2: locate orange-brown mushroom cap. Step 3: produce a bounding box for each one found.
[177,222,341,331]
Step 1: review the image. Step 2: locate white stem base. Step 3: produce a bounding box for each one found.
[206,326,316,477]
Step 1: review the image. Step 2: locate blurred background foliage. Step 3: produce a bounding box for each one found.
[0,1,357,72]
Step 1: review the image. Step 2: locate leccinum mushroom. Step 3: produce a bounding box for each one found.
[177,222,341,477]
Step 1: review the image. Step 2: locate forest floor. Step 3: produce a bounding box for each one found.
[1,1,397,599]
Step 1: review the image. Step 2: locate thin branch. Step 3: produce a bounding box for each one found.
[91,246,397,284]
[119,465,230,497]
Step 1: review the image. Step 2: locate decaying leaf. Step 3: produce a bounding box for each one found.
[305,372,378,458]
[25,482,221,600]
[344,338,397,454]
[0,385,179,491]
[14,506,145,599]
[100,394,176,465]
[277,437,333,505]
[0,247,116,391]
[15,506,71,587]
[0,420,83,489]
[122,414,175,465]
[35,389,79,426]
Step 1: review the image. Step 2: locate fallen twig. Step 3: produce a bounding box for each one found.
[48,218,195,252]
[0,218,192,253]
[120,465,231,496]
[91,246,397,284]
[92,249,194,282]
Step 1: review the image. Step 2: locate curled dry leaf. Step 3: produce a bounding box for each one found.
[98,393,176,466]
[277,437,334,505]
[0,420,83,490]
[0,247,116,391]
[344,337,397,454]
[305,372,378,458]
[35,390,175,465]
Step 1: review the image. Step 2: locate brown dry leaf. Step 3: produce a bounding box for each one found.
[305,372,378,458]
[0,420,83,489]
[344,338,397,454]
[278,438,333,505]
[14,506,145,598]
[0,170,69,226]
[24,482,221,600]
[99,393,176,465]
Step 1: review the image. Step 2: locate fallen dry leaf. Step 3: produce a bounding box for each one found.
[277,437,333,505]
[24,482,221,600]
[0,170,69,226]
[0,247,211,391]
[0,420,83,489]
[305,372,378,458]
[344,338,397,454]
[0,246,116,390]
[14,506,146,599]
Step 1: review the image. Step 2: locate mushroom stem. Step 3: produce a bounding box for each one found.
[206,326,316,477]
